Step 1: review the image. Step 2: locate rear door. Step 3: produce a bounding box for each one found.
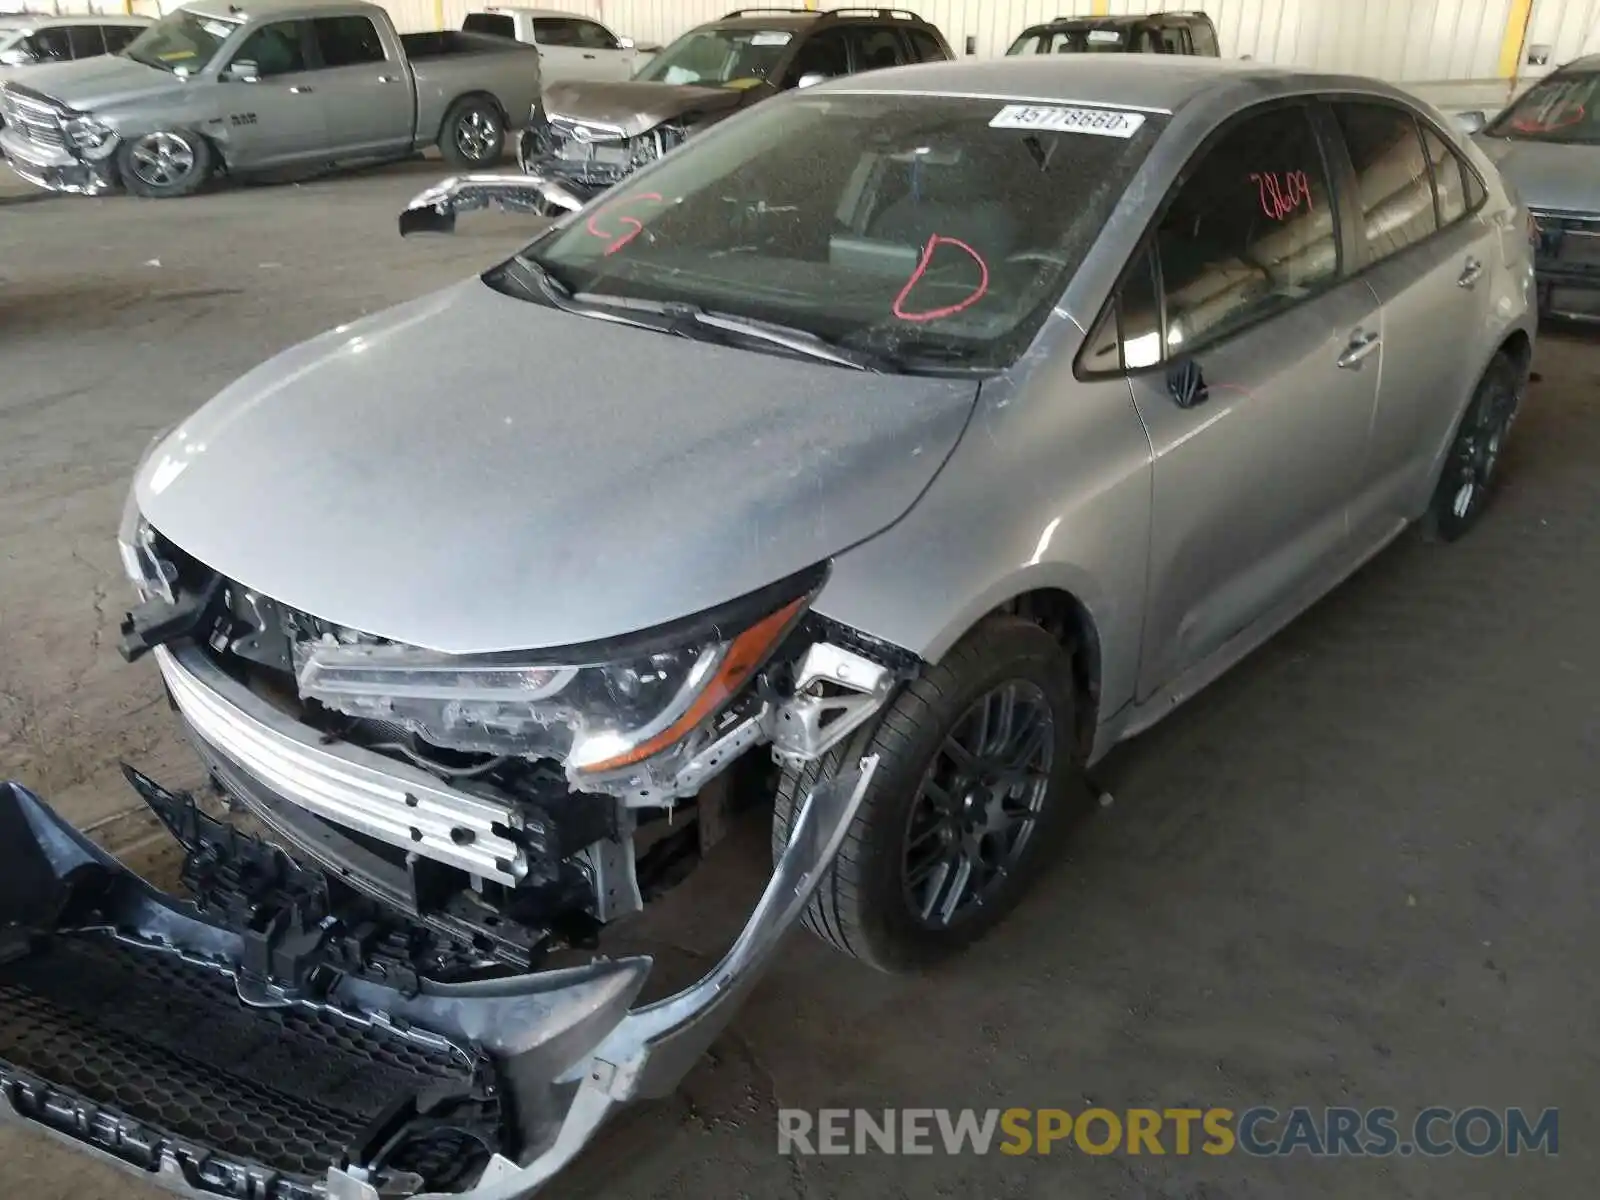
[1323,98,1500,534]
[309,14,411,158]
[216,20,327,168]
[1104,102,1382,695]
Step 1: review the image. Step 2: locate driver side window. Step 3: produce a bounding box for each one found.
[1156,104,1339,354]
[231,20,309,77]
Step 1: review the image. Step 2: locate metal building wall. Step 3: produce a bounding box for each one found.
[16,0,1597,83]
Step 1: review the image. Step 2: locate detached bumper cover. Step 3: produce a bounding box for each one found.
[398,173,585,236]
[0,753,876,1199]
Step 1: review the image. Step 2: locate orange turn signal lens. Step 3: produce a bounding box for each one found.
[574,594,809,774]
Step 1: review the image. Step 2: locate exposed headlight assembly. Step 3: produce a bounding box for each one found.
[64,115,116,157]
[296,576,820,787]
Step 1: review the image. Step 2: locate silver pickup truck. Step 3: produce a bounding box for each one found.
[0,0,540,197]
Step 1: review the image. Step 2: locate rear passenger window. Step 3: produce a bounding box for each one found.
[68,26,105,58]
[905,28,945,62]
[463,13,515,39]
[103,25,142,54]
[1333,102,1437,263]
[1156,105,1339,351]
[314,16,385,67]
[1421,125,1477,226]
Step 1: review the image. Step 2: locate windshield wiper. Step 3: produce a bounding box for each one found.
[502,256,668,334]
[570,294,883,371]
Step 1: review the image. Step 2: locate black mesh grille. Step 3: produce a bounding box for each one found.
[0,934,478,1181]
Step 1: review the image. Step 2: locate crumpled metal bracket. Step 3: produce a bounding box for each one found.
[398,173,585,237]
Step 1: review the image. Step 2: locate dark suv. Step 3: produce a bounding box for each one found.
[1006,10,1219,58]
[518,6,953,202]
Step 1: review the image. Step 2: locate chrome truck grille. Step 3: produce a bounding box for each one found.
[0,84,67,149]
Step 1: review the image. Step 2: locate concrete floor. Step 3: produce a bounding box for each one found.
[1,163,1596,1200]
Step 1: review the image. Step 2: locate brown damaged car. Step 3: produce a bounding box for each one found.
[514,6,953,204]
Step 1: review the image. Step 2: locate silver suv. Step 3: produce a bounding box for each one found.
[3,54,1535,1200]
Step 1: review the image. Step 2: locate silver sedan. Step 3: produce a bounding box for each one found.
[6,53,1538,1200]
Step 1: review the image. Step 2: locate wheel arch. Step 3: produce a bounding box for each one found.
[1419,325,1533,511]
[987,587,1103,761]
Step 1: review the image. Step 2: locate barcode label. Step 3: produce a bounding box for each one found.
[989,104,1146,139]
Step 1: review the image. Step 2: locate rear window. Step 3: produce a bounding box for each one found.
[1008,26,1129,55]
[463,13,515,39]
[519,93,1163,371]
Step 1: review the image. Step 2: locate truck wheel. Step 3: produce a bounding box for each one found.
[439,97,504,169]
[771,617,1086,974]
[117,130,212,198]
[1421,352,1522,543]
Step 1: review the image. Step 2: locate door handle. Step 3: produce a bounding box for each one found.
[582,53,597,59]
[289,85,314,94]
[1336,329,1381,369]
[1458,256,1484,288]
[376,73,398,83]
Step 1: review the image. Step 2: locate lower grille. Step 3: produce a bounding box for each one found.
[0,934,481,1185]
[1531,208,1600,273]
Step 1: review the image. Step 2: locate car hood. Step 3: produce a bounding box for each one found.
[5,54,178,112]
[1477,136,1600,213]
[541,79,746,138]
[135,279,980,655]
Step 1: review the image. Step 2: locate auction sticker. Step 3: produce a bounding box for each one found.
[990,103,1146,138]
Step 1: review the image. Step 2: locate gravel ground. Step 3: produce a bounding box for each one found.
[0,163,1596,1200]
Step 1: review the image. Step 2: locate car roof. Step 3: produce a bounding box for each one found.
[1562,53,1600,72]
[184,0,378,20]
[0,13,151,26]
[818,54,1425,117]
[1021,10,1212,30]
[477,6,605,18]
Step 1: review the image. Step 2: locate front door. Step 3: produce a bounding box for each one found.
[309,14,411,159]
[216,20,327,169]
[1122,103,1381,696]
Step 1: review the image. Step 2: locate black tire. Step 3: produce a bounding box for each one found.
[771,616,1087,974]
[438,96,505,169]
[116,130,212,198]
[1422,353,1523,543]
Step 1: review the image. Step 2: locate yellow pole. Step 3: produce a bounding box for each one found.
[435,0,446,31]
[1092,0,1110,14]
[1497,0,1534,79]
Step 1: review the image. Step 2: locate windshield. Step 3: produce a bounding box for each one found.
[1487,71,1600,143]
[121,10,241,75]
[634,26,793,88]
[1008,27,1129,54]
[509,93,1163,372]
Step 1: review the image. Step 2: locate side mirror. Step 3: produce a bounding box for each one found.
[796,71,829,89]
[1454,109,1488,135]
[224,59,259,83]
[617,36,635,50]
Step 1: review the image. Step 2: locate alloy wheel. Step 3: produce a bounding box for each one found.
[455,110,499,162]
[128,132,196,189]
[901,680,1055,928]
[1449,377,1518,521]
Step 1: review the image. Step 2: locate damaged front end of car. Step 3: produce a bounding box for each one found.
[0,519,909,1199]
